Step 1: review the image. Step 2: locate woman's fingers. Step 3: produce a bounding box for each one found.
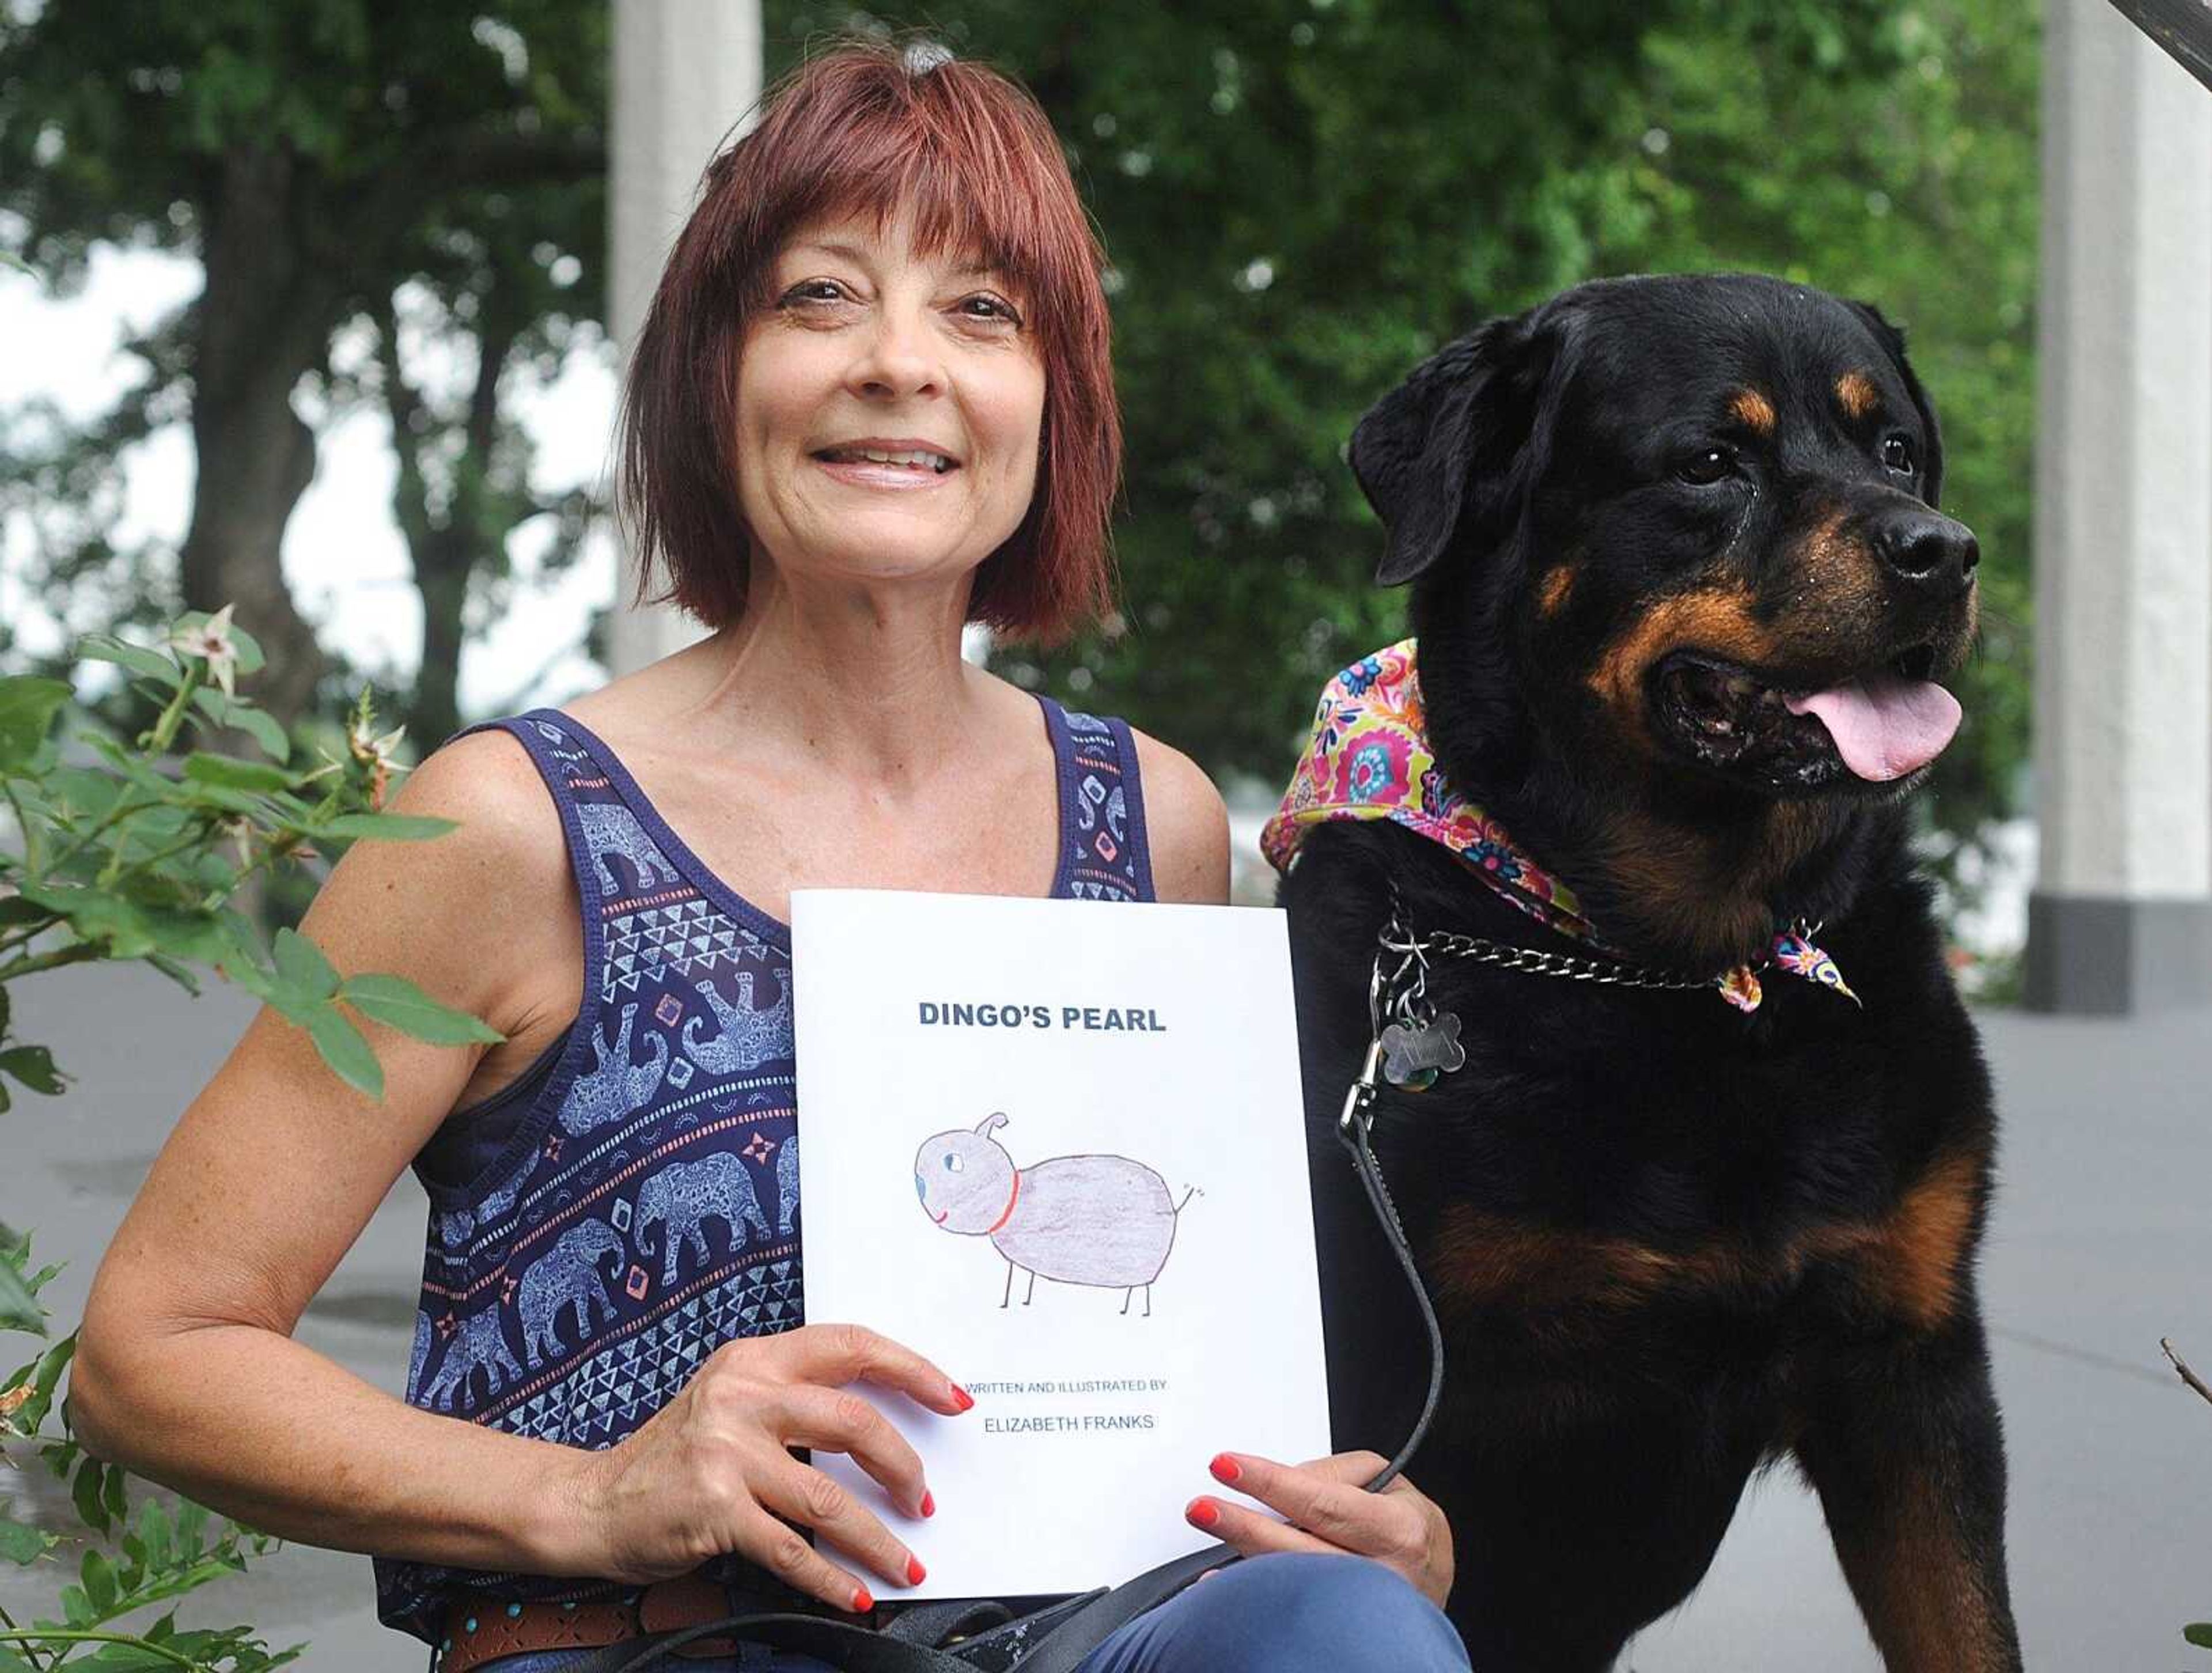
[771,1322,972,1416]
[773,1383,931,1519]
[1203,1451,1419,1561]
[758,1457,928,1595]
[1184,1492,1336,1561]
[732,1504,881,1615]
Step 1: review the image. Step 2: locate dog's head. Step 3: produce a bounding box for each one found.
[1354,275,1976,959]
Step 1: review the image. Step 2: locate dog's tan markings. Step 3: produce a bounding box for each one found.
[1538,566,1574,617]
[1586,589,1776,721]
[1597,809,1774,966]
[1429,1149,1983,1331]
[1834,370,1880,421]
[1817,1468,2017,1672]
[1729,388,1777,434]
[1850,1149,1980,1332]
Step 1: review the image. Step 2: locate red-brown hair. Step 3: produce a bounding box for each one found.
[618,40,1120,641]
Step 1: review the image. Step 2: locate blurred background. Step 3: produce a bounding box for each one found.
[4,2,2210,1668]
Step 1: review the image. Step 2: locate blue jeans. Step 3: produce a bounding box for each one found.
[480,1553,1468,1672]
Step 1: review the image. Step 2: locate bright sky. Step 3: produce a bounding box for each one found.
[0,240,618,720]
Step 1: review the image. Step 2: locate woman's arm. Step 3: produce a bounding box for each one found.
[1130,730,1231,905]
[69,731,964,1608]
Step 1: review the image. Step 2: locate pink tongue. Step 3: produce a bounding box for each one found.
[1783,674,1962,782]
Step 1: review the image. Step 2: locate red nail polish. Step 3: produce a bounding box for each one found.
[906,1555,927,1586]
[950,1384,975,1412]
[920,1490,936,1519]
[1209,1453,1241,1485]
[1185,1497,1220,1530]
[851,1585,874,1614]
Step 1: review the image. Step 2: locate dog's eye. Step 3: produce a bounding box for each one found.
[944,1153,963,1174]
[1676,448,1735,486]
[1881,435,1917,475]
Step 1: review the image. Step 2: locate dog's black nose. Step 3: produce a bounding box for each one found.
[1870,506,1979,597]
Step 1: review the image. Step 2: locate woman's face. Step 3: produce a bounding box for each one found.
[732,208,1046,600]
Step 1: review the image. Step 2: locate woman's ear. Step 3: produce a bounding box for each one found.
[1349,311,1560,585]
[1846,300,1946,509]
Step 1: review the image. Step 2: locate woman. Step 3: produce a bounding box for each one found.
[71,42,1462,1673]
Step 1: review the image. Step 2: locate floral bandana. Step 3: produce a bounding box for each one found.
[1260,639,1858,1015]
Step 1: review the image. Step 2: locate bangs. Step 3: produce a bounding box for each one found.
[735,55,1096,321]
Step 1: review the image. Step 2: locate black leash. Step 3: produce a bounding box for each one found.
[558,918,1447,1673]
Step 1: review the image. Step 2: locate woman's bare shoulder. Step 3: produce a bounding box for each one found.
[1127,726,1230,905]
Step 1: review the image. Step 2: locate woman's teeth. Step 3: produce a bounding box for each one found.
[820,447,953,472]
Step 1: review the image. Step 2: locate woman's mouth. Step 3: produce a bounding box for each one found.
[812,442,959,487]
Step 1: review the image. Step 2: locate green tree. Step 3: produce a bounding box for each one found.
[0,1,607,735]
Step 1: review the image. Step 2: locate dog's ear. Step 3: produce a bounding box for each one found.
[1350,313,1557,585]
[1846,300,1945,509]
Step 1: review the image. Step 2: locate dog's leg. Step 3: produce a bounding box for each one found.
[1793,1315,2021,1672]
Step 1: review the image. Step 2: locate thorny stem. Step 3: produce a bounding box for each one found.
[0,1602,51,1672]
[0,943,100,985]
[2,779,39,876]
[142,664,204,757]
[2161,1338,2212,1408]
[0,1627,200,1668]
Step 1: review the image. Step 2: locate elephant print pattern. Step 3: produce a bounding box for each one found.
[636,1152,773,1285]
[376,699,1155,1649]
[517,1218,627,1367]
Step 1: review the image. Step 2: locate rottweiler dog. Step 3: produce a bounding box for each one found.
[1273,274,2020,1670]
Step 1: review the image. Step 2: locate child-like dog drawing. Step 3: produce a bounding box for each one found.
[912,1112,1192,1316]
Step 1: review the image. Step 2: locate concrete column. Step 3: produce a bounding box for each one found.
[2025,0,2212,1012]
[605,0,763,675]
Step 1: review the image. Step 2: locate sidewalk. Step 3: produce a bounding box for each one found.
[5,963,2209,1669]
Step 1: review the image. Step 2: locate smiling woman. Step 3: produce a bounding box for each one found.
[65,35,1465,1673]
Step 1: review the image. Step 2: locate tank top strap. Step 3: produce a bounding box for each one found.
[1037,695,1157,903]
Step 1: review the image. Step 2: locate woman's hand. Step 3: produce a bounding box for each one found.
[1185,1451,1454,1608]
[556,1322,971,1612]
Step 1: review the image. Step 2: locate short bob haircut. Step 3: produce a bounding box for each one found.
[618,41,1120,643]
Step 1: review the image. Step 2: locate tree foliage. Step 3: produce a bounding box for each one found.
[0,0,607,735]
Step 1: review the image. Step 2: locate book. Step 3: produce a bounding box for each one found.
[791,888,1330,1599]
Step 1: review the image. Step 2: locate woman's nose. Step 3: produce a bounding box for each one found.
[846,308,944,400]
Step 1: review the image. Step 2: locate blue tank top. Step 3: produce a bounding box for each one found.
[374,698,1157,1647]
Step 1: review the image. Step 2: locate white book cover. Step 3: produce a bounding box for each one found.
[791,889,1330,1600]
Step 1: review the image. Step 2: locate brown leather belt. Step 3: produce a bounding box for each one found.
[435,1570,791,1673]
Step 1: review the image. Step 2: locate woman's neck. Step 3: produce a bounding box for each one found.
[671,564,990,791]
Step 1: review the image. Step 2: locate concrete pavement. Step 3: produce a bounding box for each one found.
[5,962,2209,1669]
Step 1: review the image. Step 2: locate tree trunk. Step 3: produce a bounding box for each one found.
[176,146,338,725]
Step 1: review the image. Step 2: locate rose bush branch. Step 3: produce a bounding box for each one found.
[1,610,502,1668]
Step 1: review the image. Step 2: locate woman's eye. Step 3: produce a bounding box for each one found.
[1882,435,1917,475]
[957,294,1022,326]
[1676,447,1735,486]
[780,279,847,306]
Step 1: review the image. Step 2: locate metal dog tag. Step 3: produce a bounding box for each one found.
[1379,1010,1465,1091]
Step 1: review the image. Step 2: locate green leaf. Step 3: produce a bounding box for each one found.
[171,612,264,675]
[175,1498,207,1555]
[0,1260,43,1334]
[2186,1623,2212,1649]
[339,974,503,1045]
[302,1004,383,1100]
[191,690,291,763]
[0,1047,66,1096]
[0,677,73,771]
[143,954,203,997]
[319,812,456,842]
[0,1515,58,1564]
[100,1460,127,1523]
[271,928,338,1000]
[72,1449,109,1536]
[13,883,157,959]
[0,896,54,926]
[80,636,180,686]
[138,1499,173,1570]
[182,752,296,794]
[81,1545,118,1612]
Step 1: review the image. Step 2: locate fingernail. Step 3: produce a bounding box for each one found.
[906,1555,927,1586]
[920,1490,936,1519]
[851,1585,874,1614]
[1208,1453,1241,1485]
[1185,1497,1219,1530]
[950,1384,975,1412]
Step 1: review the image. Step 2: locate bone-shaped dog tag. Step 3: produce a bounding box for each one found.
[1379,1010,1466,1091]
